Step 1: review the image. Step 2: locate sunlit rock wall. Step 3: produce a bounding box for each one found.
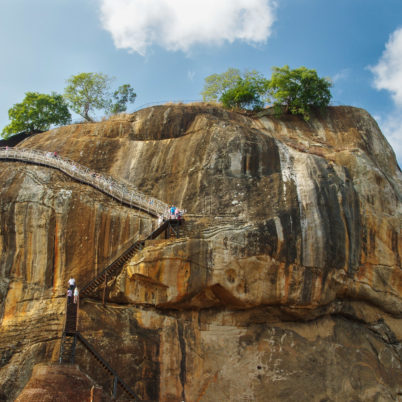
[0,105,401,401]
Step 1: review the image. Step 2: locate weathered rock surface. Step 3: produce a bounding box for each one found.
[15,363,108,401]
[0,104,401,401]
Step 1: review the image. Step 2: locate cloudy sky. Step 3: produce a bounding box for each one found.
[0,0,401,165]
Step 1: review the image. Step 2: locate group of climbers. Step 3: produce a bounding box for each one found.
[67,278,79,304]
[169,205,184,220]
[45,151,58,158]
[157,205,184,225]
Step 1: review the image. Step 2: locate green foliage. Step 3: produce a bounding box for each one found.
[201,68,242,102]
[64,72,112,122]
[1,92,71,138]
[220,74,267,110]
[202,69,268,110]
[201,65,332,117]
[110,84,137,114]
[64,73,137,121]
[268,65,332,120]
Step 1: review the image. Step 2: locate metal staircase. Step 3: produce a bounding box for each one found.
[58,297,139,400]
[56,219,184,399]
[76,333,139,400]
[80,239,145,299]
[80,219,182,299]
[59,297,79,364]
[59,333,77,364]
[64,301,78,334]
[0,145,189,400]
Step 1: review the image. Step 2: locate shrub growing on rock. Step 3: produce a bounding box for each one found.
[2,92,71,138]
[201,65,332,118]
[64,73,136,122]
[268,65,332,120]
[201,69,268,111]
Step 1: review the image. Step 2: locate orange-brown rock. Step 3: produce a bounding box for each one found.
[14,363,108,401]
[0,104,401,401]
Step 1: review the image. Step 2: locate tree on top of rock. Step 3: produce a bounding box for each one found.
[268,65,332,120]
[1,92,71,138]
[201,65,332,119]
[201,68,268,111]
[201,68,242,102]
[63,73,136,122]
[110,84,137,115]
[64,73,110,122]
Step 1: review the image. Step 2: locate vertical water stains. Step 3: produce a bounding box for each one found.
[341,170,361,275]
[278,209,301,264]
[177,320,187,402]
[45,210,56,289]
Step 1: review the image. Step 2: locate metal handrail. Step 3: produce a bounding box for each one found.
[0,147,173,218]
[76,332,139,400]
[80,219,173,297]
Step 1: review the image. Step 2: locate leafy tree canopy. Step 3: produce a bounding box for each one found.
[201,68,242,102]
[202,69,268,110]
[268,65,332,120]
[110,84,137,114]
[1,92,71,139]
[64,73,137,122]
[201,65,332,119]
[64,73,112,122]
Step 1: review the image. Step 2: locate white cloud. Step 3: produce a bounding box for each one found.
[370,27,402,105]
[370,27,402,166]
[332,68,350,83]
[99,0,276,55]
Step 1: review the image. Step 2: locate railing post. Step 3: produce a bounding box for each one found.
[71,334,77,364]
[113,376,118,398]
[75,294,79,332]
[102,275,107,306]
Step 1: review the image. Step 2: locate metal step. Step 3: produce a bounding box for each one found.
[59,333,77,364]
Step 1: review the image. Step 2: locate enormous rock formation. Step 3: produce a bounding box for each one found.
[0,104,401,401]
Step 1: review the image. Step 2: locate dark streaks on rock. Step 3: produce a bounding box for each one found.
[177,320,186,402]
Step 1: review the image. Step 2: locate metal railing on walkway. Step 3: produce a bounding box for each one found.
[0,147,169,218]
[80,219,180,299]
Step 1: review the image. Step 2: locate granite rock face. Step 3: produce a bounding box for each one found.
[0,105,401,401]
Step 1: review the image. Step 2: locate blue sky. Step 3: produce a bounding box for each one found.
[1,0,401,165]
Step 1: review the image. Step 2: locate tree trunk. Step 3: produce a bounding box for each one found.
[83,103,93,122]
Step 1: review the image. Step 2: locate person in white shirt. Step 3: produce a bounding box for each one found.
[73,287,79,304]
[68,278,76,290]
